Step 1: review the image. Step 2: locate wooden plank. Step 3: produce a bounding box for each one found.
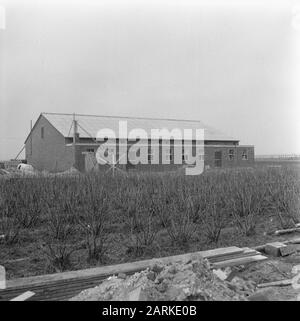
[209,248,259,263]
[10,291,35,301]
[254,237,300,253]
[0,246,266,301]
[0,275,115,301]
[30,284,99,301]
[286,238,300,245]
[0,246,245,301]
[211,255,267,269]
[1,282,97,301]
[3,258,29,264]
[254,244,266,252]
[274,228,300,236]
[0,265,5,290]
[0,269,141,301]
[257,279,293,288]
[5,247,243,290]
[198,247,244,259]
[30,270,140,301]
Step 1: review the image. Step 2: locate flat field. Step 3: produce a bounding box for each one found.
[0,166,299,279]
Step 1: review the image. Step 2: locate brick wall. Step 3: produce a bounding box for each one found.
[80,140,254,172]
[25,115,74,172]
[204,145,254,168]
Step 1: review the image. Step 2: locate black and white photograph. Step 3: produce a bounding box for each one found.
[0,0,300,307]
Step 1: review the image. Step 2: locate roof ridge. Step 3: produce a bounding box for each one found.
[41,112,238,141]
[41,112,207,124]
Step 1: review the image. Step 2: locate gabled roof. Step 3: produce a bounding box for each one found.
[28,112,239,142]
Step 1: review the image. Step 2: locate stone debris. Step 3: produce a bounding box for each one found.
[265,242,287,257]
[247,289,274,301]
[291,264,300,275]
[213,269,228,281]
[117,273,127,279]
[70,257,256,301]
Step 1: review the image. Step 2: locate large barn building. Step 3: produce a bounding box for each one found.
[24,113,254,173]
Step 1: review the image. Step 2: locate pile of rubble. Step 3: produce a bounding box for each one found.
[70,256,257,301]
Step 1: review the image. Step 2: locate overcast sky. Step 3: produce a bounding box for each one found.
[0,0,299,159]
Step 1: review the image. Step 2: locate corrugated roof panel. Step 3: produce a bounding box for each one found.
[42,113,238,142]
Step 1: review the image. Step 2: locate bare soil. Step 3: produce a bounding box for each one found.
[1,215,288,279]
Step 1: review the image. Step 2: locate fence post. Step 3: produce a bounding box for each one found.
[0,265,6,289]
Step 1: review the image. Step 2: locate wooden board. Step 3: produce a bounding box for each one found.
[211,255,267,269]
[10,291,35,301]
[0,265,5,290]
[287,238,300,244]
[209,248,259,263]
[257,279,293,288]
[0,246,253,301]
[5,247,243,289]
[274,228,300,235]
[0,271,138,301]
[254,237,300,253]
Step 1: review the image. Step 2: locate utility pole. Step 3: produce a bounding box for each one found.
[30,120,32,156]
[73,113,78,169]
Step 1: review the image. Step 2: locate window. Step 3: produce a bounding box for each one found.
[41,127,44,139]
[182,153,189,163]
[165,148,173,162]
[242,150,248,160]
[87,148,95,153]
[182,146,187,163]
[148,148,154,163]
[229,149,234,160]
[214,151,222,167]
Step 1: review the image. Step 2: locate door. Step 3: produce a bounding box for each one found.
[214,151,222,168]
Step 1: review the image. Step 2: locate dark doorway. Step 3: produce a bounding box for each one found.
[214,151,222,168]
